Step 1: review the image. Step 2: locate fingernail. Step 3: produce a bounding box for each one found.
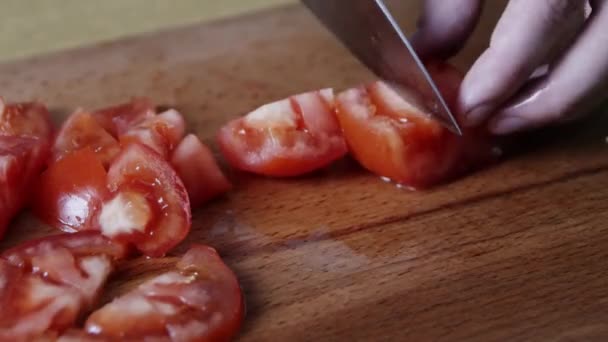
[464,103,493,127]
[490,116,527,135]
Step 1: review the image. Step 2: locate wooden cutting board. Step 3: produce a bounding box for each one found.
[1,2,608,341]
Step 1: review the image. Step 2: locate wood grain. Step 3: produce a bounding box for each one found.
[1,2,608,341]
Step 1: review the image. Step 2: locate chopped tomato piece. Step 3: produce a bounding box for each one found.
[0,232,128,340]
[99,143,191,257]
[52,110,120,167]
[217,88,348,177]
[85,244,244,342]
[0,98,54,144]
[33,148,109,233]
[120,109,186,158]
[0,136,49,238]
[171,134,232,207]
[335,62,499,189]
[92,97,156,137]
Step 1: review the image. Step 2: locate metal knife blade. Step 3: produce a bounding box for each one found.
[301,0,462,135]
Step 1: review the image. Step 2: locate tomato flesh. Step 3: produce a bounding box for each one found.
[217,88,348,177]
[0,232,127,340]
[100,143,191,257]
[85,244,244,342]
[52,110,120,167]
[119,108,186,158]
[0,99,54,144]
[92,97,156,137]
[33,148,109,232]
[335,62,499,189]
[171,134,232,207]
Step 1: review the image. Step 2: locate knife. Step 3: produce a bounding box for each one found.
[301,0,463,135]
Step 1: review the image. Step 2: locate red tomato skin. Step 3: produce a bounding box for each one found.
[105,143,191,257]
[216,89,348,177]
[92,97,156,137]
[52,110,120,167]
[33,148,109,233]
[119,109,186,158]
[0,99,55,144]
[171,134,232,207]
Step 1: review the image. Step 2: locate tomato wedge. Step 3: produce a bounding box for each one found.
[217,88,348,177]
[92,97,156,137]
[0,98,54,144]
[171,134,232,207]
[52,110,120,167]
[335,62,499,189]
[85,244,244,342]
[98,143,191,257]
[120,108,186,158]
[33,148,109,233]
[0,136,50,238]
[0,232,128,340]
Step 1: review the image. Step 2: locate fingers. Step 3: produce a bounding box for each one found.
[489,1,608,134]
[410,0,484,60]
[459,0,588,126]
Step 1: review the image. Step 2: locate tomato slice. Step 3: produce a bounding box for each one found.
[33,148,109,233]
[92,97,156,137]
[85,244,244,342]
[0,232,128,340]
[0,136,50,238]
[171,134,232,207]
[335,62,499,189]
[0,98,54,144]
[119,108,186,158]
[52,110,120,167]
[99,143,191,257]
[217,88,348,177]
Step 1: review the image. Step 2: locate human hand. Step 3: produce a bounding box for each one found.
[411,0,607,135]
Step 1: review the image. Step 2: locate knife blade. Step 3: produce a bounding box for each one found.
[301,0,462,135]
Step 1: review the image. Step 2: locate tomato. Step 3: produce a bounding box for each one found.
[171,134,232,207]
[33,148,109,233]
[217,88,348,177]
[52,110,120,167]
[120,108,186,158]
[98,143,191,257]
[0,136,50,238]
[92,97,156,137]
[335,62,499,189]
[85,244,244,342]
[0,98,54,144]
[0,232,128,340]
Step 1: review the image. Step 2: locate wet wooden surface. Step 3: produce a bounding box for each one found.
[1,2,608,341]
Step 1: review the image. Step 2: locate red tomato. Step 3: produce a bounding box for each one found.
[0,136,49,238]
[33,148,109,233]
[52,110,120,167]
[99,143,191,257]
[217,88,348,177]
[335,62,499,189]
[120,108,186,158]
[92,97,156,137]
[85,244,244,342]
[0,232,128,340]
[0,98,54,144]
[171,134,232,207]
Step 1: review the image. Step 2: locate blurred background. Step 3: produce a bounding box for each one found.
[0,0,293,62]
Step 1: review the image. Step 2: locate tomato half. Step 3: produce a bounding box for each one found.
[119,108,186,158]
[171,134,232,207]
[92,97,156,137]
[0,99,54,144]
[217,88,348,177]
[335,62,499,189]
[99,143,191,257]
[85,244,244,342]
[0,232,128,340]
[33,148,109,232]
[52,110,120,167]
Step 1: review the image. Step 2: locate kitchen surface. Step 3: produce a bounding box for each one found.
[1,1,607,341]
